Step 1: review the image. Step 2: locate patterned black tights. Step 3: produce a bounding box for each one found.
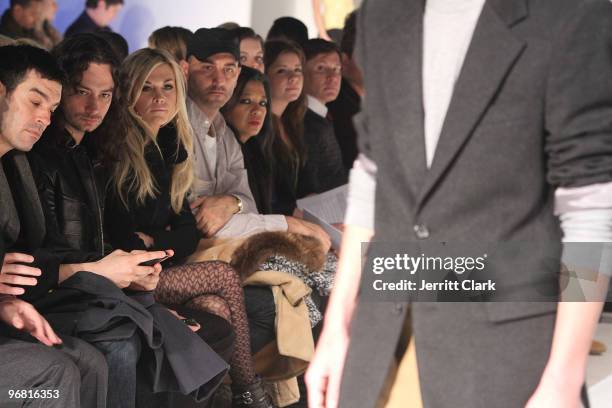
[155,261,256,386]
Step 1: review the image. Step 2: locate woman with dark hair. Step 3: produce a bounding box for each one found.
[263,40,308,216]
[233,27,265,73]
[221,66,273,214]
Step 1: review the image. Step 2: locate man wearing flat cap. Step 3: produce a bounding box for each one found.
[184,27,290,239]
[182,29,282,407]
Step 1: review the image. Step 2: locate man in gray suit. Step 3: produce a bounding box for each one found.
[307,0,612,407]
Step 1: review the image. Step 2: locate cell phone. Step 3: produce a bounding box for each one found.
[181,318,199,327]
[139,253,170,266]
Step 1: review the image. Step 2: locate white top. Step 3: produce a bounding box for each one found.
[307,95,329,118]
[423,0,485,166]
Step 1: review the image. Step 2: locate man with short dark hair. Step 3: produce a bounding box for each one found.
[298,38,347,198]
[184,27,330,408]
[65,0,124,37]
[0,43,108,408]
[0,0,43,41]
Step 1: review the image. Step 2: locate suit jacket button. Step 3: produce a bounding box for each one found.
[414,224,430,239]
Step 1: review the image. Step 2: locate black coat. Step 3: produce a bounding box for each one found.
[0,151,65,302]
[30,126,108,262]
[105,125,200,262]
[35,271,228,401]
[327,78,361,171]
[64,11,111,37]
[297,108,347,198]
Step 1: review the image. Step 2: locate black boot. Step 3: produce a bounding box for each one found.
[231,377,276,408]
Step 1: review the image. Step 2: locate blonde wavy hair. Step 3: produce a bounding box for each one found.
[112,48,194,213]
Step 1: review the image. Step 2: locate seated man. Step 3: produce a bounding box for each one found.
[184,28,329,245]
[298,38,347,198]
[65,0,123,37]
[28,34,235,408]
[0,43,108,407]
[0,0,41,42]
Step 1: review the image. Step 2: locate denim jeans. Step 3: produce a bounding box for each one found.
[95,332,142,408]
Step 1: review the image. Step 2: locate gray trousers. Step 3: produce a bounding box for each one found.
[0,334,108,408]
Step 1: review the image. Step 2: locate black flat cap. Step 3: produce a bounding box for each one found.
[187,27,240,61]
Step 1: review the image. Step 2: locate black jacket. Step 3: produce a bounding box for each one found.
[35,271,228,401]
[0,151,65,302]
[64,10,111,37]
[327,78,361,171]
[105,125,200,262]
[30,126,108,262]
[297,108,347,198]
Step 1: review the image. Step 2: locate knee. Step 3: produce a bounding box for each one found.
[212,261,242,286]
[96,333,141,367]
[43,349,82,385]
[61,337,109,382]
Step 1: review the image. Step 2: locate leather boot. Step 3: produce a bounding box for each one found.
[232,377,276,408]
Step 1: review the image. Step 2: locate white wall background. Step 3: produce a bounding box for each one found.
[0,0,317,51]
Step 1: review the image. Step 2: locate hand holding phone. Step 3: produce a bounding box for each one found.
[138,251,171,266]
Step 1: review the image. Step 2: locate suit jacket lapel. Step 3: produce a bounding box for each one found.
[417,0,527,208]
[0,161,20,245]
[10,152,46,248]
[380,0,427,197]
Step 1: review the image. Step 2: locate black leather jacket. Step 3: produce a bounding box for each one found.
[29,126,107,260]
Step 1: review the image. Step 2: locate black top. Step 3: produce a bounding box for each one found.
[1,152,64,303]
[105,125,200,262]
[269,146,299,216]
[327,78,361,171]
[30,125,107,262]
[65,10,112,37]
[297,108,348,198]
[239,135,273,214]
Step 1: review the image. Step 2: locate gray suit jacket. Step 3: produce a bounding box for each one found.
[340,0,612,407]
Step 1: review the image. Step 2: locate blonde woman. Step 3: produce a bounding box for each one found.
[104,48,274,408]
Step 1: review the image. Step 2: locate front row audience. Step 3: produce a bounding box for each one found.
[0,16,352,407]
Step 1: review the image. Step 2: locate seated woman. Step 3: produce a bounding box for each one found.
[103,48,274,408]
[30,34,230,408]
[222,62,334,366]
[148,25,193,68]
[233,27,264,73]
[263,40,307,216]
[222,66,273,214]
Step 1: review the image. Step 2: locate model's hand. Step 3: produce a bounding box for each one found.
[0,253,41,295]
[0,298,62,346]
[192,195,236,237]
[525,368,583,408]
[306,326,349,408]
